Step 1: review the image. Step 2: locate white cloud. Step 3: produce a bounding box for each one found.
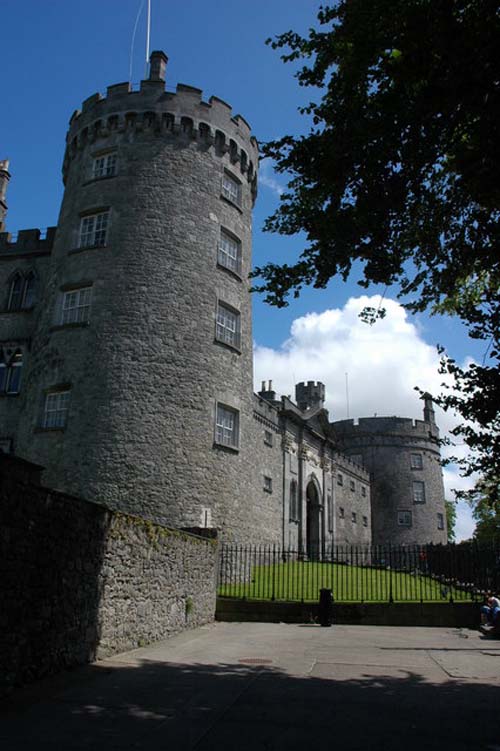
[258,158,285,197]
[254,295,476,540]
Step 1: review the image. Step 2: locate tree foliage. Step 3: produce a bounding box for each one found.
[472,496,500,544]
[254,0,500,503]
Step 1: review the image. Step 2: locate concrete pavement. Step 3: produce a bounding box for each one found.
[1,623,499,750]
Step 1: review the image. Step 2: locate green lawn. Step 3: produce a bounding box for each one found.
[218,560,473,603]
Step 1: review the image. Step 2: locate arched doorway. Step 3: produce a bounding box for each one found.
[306,480,321,560]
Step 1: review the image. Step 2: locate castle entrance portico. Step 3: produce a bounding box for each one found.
[306,480,322,560]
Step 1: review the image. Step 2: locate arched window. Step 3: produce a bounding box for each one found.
[23,271,36,308]
[289,480,299,522]
[7,273,23,311]
[0,348,22,394]
[7,350,23,393]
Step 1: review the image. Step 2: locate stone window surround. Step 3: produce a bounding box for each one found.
[5,270,37,312]
[77,208,110,250]
[92,150,117,180]
[40,386,71,430]
[412,480,426,504]
[214,402,239,451]
[263,475,273,493]
[289,480,299,522]
[60,286,93,326]
[0,347,23,395]
[410,452,424,470]
[397,510,412,527]
[350,479,355,492]
[437,512,445,530]
[221,169,242,209]
[264,429,273,447]
[217,227,242,277]
[337,473,344,486]
[363,515,368,527]
[351,511,357,524]
[339,506,345,519]
[215,299,241,352]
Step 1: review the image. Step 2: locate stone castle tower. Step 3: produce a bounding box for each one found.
[333,396,447,545]
[6,52,266,535]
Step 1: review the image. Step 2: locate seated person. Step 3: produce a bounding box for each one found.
[481,593,500,631]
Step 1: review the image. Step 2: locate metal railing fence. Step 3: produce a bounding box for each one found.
[217,542,500,603]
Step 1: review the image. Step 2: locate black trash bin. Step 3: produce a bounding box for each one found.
[319,588,334,627]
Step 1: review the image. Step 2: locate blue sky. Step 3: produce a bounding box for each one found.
[1,0,480,537]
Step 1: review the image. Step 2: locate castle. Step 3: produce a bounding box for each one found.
[0,51,447,550]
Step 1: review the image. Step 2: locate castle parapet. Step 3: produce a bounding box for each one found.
[332,415,440,441]
[0,227,56,254]
[63,51,259,196]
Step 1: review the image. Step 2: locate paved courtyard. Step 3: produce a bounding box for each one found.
[1,622,499,750]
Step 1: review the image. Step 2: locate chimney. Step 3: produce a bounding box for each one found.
[0,159,10,232]
[258,379,277,403]
[149,51,168,82]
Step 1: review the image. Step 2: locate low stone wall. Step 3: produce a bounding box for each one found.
[0,456,218,696]
[216,598,479,628]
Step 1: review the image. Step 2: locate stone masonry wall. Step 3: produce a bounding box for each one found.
[0,455,218,697]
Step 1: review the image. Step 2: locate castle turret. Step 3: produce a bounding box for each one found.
[332,410,447,545]
[13,52,260,536]
[295,381,325,412]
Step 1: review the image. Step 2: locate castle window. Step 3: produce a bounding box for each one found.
[351,512,357,524]
[221,171,241,206]
[411,453,423,469]
[350,479,355,492]
[437,513,444,530]
[215,403,239,449]
[363,515,368,527]
[337,473,344,486]
[339,507,345,519]
[23,272,36,308]
[264,476,273,493]
[93,152,117,179]
[397,510,412,527]
[0,349,23,395]
[413,480,426,504]
[43,390,70,429]
[264,429,273,446]
[218,229,242,275]
[289,480,298,521]
[361,485,367,497]
[79,210,109,248]
[216,302,241,350]
[61,287,92,325]
[7,273,24,311]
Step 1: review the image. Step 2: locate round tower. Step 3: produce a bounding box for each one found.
[332,396,448,545]
[15,52,260,536]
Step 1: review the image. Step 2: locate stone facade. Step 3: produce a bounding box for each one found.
[0,51,447,548]
[0,454,218,696]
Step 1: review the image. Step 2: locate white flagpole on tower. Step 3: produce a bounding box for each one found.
[145,0,151,78]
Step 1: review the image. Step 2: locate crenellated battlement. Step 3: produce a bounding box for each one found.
[63,53,259,192]
[332,415,439,441]
[0,227,56,255]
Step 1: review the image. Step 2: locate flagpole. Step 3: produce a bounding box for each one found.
[145,0,151,78]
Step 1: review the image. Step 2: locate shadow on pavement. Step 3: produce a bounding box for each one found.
[0,655,498,751]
